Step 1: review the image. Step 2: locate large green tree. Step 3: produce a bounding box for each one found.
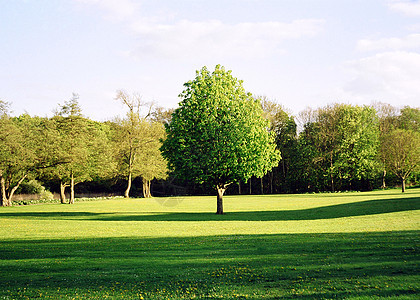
[161,65,280,214]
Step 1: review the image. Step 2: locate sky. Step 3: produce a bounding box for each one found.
[1,0,420,121]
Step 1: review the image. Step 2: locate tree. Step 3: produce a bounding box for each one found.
[114,90,167,198]
[0,114,61,206]
[295,104,380,192]
[161,65,280,214]
[0,100,11,116]
[51,94,107,204]
[398,106,419,132]
[259,96,297,193]
[151,106,174,125]
[137,121,168,198]
[380,129,419,192]
[375,105,419,190]
[374,102,399,189]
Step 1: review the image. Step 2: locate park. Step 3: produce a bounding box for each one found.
[2,1,420,298]
[0,189,419,299]
[1,65,419,299]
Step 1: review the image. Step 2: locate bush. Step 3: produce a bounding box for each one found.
[39,189,54,201]
[16,180,44,194]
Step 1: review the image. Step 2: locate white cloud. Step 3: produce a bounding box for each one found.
[388,0,420,17]
[129,19,325,60]
[344,51,420,104]
[73,0,324,61]
[357,33,420,52]
[74,0,141,21]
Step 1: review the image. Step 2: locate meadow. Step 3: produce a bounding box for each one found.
[0,189,419,299]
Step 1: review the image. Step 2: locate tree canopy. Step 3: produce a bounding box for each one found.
[161,65,280,214]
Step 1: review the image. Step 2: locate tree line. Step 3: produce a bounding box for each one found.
[0,92,168,206]
[1,66,419,207]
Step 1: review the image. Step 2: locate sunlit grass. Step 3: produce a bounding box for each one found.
[0,188,419,299]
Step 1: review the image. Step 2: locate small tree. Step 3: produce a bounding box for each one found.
[114,90,167,198]
[161,65,280,214]
[380,129,420,192]
[137,121,167,198]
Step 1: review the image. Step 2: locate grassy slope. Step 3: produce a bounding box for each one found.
[0,188,419,299]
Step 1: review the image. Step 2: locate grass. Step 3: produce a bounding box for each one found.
[0,189,419,299]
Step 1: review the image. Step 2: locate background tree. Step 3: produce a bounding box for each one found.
[151,106,174,125]
[0,100,11,116]
[136,121,168,198]
[397,106,419,132]
[114,90,166,198]
[0,114,60,206]
[259,96,297,193]
[294,104,379,192]
[161,65,280,214]
[380,129,419,192]
[51,94,98,204]
[374,102,399,189]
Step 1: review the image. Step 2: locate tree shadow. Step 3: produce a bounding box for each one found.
[97,196,420,221]
[0,197,418,221]
[0,211,113,219]
[0,232,418,298]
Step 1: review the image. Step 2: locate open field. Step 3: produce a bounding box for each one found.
[1,189,419,299]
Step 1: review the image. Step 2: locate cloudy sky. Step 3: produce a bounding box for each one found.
[1,0,419,120]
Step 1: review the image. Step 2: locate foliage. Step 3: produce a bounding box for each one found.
[294,104,380,192]
[161,65,280,213]
[0,114,61,206]
[16,179,44,194]
[48,96,115,204]
[0,100,11,116]
[113,90,168,198]
[259,96,297,193]
[380,129,420,192]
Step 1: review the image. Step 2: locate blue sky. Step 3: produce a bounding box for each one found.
[1,0,419,120]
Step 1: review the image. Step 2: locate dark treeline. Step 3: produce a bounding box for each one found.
[1,95,419,206]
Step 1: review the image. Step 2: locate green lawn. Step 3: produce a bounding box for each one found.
[0,189,419,299]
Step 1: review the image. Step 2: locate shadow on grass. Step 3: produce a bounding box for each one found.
[1,196,419,221]
[0,231,418,299]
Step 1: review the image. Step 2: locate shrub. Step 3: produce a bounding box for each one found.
[16,180,44,194]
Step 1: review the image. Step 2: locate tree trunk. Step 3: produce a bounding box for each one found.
[69,172,75,204]
[60,182,67,204]
[125,151,134,198]
[381,169,386,189]
[143,179,152,198]
[1,176,8,207]
[401,177,406,193]
[238,181,241,195]
[269,171,273,194]
[216,186,225,215]
[282,159,286,178]
[1,177,6,207]
[124,171,132,198]
[1,174,27,207]
[260,177,264,194]
[330,154,335,192]
[249,179,252,195]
